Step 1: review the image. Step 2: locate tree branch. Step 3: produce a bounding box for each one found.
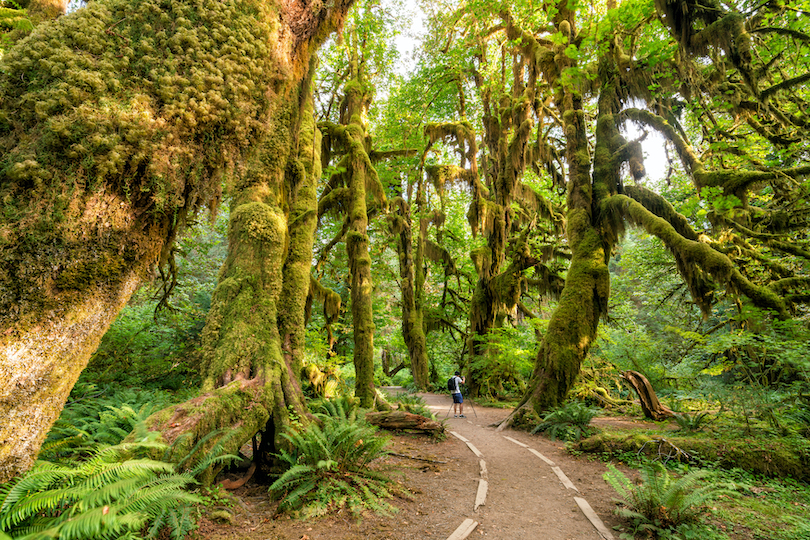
[761,72,810,100]
[621,108,703,174]
[606,194,789,318]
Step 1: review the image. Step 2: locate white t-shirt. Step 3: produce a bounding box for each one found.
[451,376,463,394]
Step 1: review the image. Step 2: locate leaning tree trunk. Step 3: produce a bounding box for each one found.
[622,371,675,421]
[0,0,353,483]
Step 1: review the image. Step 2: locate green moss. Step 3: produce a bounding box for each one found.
[231,202,285,244]
[510,407,542,432]
[54,252,126,290]
[575,430,810,480]
[470,246,492,277]
[0,0,287,326]
[147,381,271,484]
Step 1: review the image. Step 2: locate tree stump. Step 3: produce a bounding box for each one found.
[621,370,675,421]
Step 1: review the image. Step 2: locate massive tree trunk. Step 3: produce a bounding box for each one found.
[0,0,353,483]
[507,8,622,416]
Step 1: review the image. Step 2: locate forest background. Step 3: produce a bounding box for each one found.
[0,0,809,538]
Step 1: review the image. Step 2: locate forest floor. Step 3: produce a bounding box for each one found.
[197,391,633,540]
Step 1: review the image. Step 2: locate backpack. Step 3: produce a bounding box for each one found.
[447,377,455,392]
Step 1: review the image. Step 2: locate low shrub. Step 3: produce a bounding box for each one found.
[532,402,599,441]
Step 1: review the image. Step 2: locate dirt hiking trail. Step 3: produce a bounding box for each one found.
[200,391,626,540]
[418,392,619,540]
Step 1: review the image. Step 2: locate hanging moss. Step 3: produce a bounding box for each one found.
[1,0,356,484]
[424,121,476,147]
[308,275,341,326]
[470,246,493,279]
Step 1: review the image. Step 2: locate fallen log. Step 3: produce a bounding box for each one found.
[366,410,444,433]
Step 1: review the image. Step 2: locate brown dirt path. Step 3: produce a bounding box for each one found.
[198,392,626,540]
[419,392,621,539]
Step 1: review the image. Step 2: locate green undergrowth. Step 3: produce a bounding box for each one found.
[43,381,194,461]
[604,461,739,539]
[382,390,435,419]
[576,417,810,539]
[269,415,397,519]
[575,428,810,481]
[709,470,810,540]
[603,461,810,540]
[0,428,237,540]
[474,398,522,409]
[532,402,599,441]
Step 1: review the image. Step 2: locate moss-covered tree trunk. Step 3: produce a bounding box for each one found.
[0,0,352,482]
[279,95,323,381]
[0,265,153,483]
[318,48,387,407]
[391,197,429,390]
[522,38,624,412]
[342,80,378,408]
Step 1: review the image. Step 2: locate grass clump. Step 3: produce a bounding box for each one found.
[270,417,396,518]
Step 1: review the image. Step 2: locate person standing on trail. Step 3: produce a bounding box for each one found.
[451,371,465,418]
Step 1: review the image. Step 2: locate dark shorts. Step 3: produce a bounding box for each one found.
[452,393,463,404]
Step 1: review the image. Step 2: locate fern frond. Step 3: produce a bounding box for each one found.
[173,429,224,470]
[602,464,634,503]
[605,462,739,532]
[115,479,200,517]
